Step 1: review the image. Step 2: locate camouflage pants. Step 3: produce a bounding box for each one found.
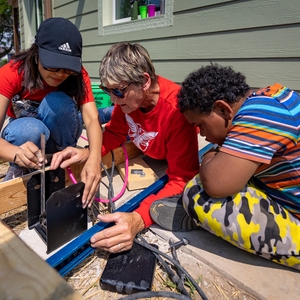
[182,174,300,270]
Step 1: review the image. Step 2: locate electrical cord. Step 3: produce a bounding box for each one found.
[134,235,209,300]
[77,136,208,299]
[100,150,115,212]
[94,143,129,203]
[138,234,190,297]
[67,141,129,204]
[170,240,188,294]
[120,291,191,300]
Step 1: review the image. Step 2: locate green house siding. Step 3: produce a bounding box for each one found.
[20,0,300,90]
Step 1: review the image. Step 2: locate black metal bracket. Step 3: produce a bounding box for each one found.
[46,174,168,276]
[27,168,87,254]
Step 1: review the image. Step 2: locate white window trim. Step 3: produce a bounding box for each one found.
[112,0,131,24]
[98,0,173,36]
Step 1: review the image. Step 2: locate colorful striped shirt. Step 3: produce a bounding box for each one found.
[222,83,300,215]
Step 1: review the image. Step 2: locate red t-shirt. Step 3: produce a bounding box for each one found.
[0,61,94,118]
[102,76,199,227]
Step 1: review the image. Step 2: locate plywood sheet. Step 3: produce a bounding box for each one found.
[116,156,158,190]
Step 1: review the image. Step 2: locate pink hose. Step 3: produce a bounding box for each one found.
[67,137,129,203]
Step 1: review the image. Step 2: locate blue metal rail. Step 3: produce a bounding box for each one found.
[46,174,168,276]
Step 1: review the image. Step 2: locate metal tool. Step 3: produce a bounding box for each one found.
[131,169,146,177]
[39,134,46,231]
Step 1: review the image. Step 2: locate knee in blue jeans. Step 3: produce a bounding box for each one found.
[2,117,50,147]
[38,91,82,149]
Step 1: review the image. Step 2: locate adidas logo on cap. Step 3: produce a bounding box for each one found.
[58,42,72,52]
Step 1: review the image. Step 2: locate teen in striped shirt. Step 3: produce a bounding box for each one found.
[152,64,300,270]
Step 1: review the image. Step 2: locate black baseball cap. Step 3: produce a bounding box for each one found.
[35,17,82,73]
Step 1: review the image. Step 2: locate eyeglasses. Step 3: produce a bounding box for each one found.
[42,66,78,76]
[99,82,132,98]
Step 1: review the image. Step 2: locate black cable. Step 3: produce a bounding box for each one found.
[99,180,109,190]
[134,237,209,300]
[138,235,190,297]
[100,163,115,212]
[98,153,208,300]
[153,250,189,296]
[170,243,188,294]
[120,291,191,300]
[100,150,116,212]
[108,150,115,212]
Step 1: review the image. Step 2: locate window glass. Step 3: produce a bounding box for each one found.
[115,0,131,20]
[99,0,173,36]
[115,0,164,21]
[35,0,43,30]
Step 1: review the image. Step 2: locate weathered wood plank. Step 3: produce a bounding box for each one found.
[0,221,83,299]
[0,142,141,215]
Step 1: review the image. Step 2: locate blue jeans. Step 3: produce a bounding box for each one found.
[2,91,82,155]
[98,106,114,124]
[78,105,114,125]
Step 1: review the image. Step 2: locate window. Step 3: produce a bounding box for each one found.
[99,0,173,36]
[113,0,163,24]
[35,0,43,30]
[21,0,44,49]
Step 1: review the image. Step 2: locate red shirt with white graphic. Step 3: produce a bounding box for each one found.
[102,76,199,227]
[0,60,94,118]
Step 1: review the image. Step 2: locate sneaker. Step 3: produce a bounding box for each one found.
[3,165,29,181]
[150,195,198,232]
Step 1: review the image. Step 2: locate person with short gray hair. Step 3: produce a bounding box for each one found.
[99,43,156,86]
[51,42,199,253]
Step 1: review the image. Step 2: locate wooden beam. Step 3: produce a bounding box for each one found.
[0,221,83,299]
[0,142,141,215]
[12,7,20,54]
[44,0,53,19]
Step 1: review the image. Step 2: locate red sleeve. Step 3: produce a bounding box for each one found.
[135,111,199,228]
[0,61,22,99]
[80,66,95,104]
[0,61,55,118]
[101,105,129,156]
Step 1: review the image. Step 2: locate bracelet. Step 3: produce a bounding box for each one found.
[13,153,17,163]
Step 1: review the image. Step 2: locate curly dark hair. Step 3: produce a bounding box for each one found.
[11,43,86,106]
[177,64,250,114]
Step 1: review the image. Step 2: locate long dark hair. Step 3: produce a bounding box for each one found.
[11,43,86,106]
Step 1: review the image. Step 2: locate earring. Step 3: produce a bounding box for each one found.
[35,55,38,64]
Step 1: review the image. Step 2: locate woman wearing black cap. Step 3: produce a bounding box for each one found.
[0,18,102,205]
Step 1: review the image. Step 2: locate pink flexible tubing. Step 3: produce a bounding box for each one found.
[66,135,129,203]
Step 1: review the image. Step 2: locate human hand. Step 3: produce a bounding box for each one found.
[13,141,44,169]
[50,147,89,170]
[80,158,102,208]
[90,212,145,253]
